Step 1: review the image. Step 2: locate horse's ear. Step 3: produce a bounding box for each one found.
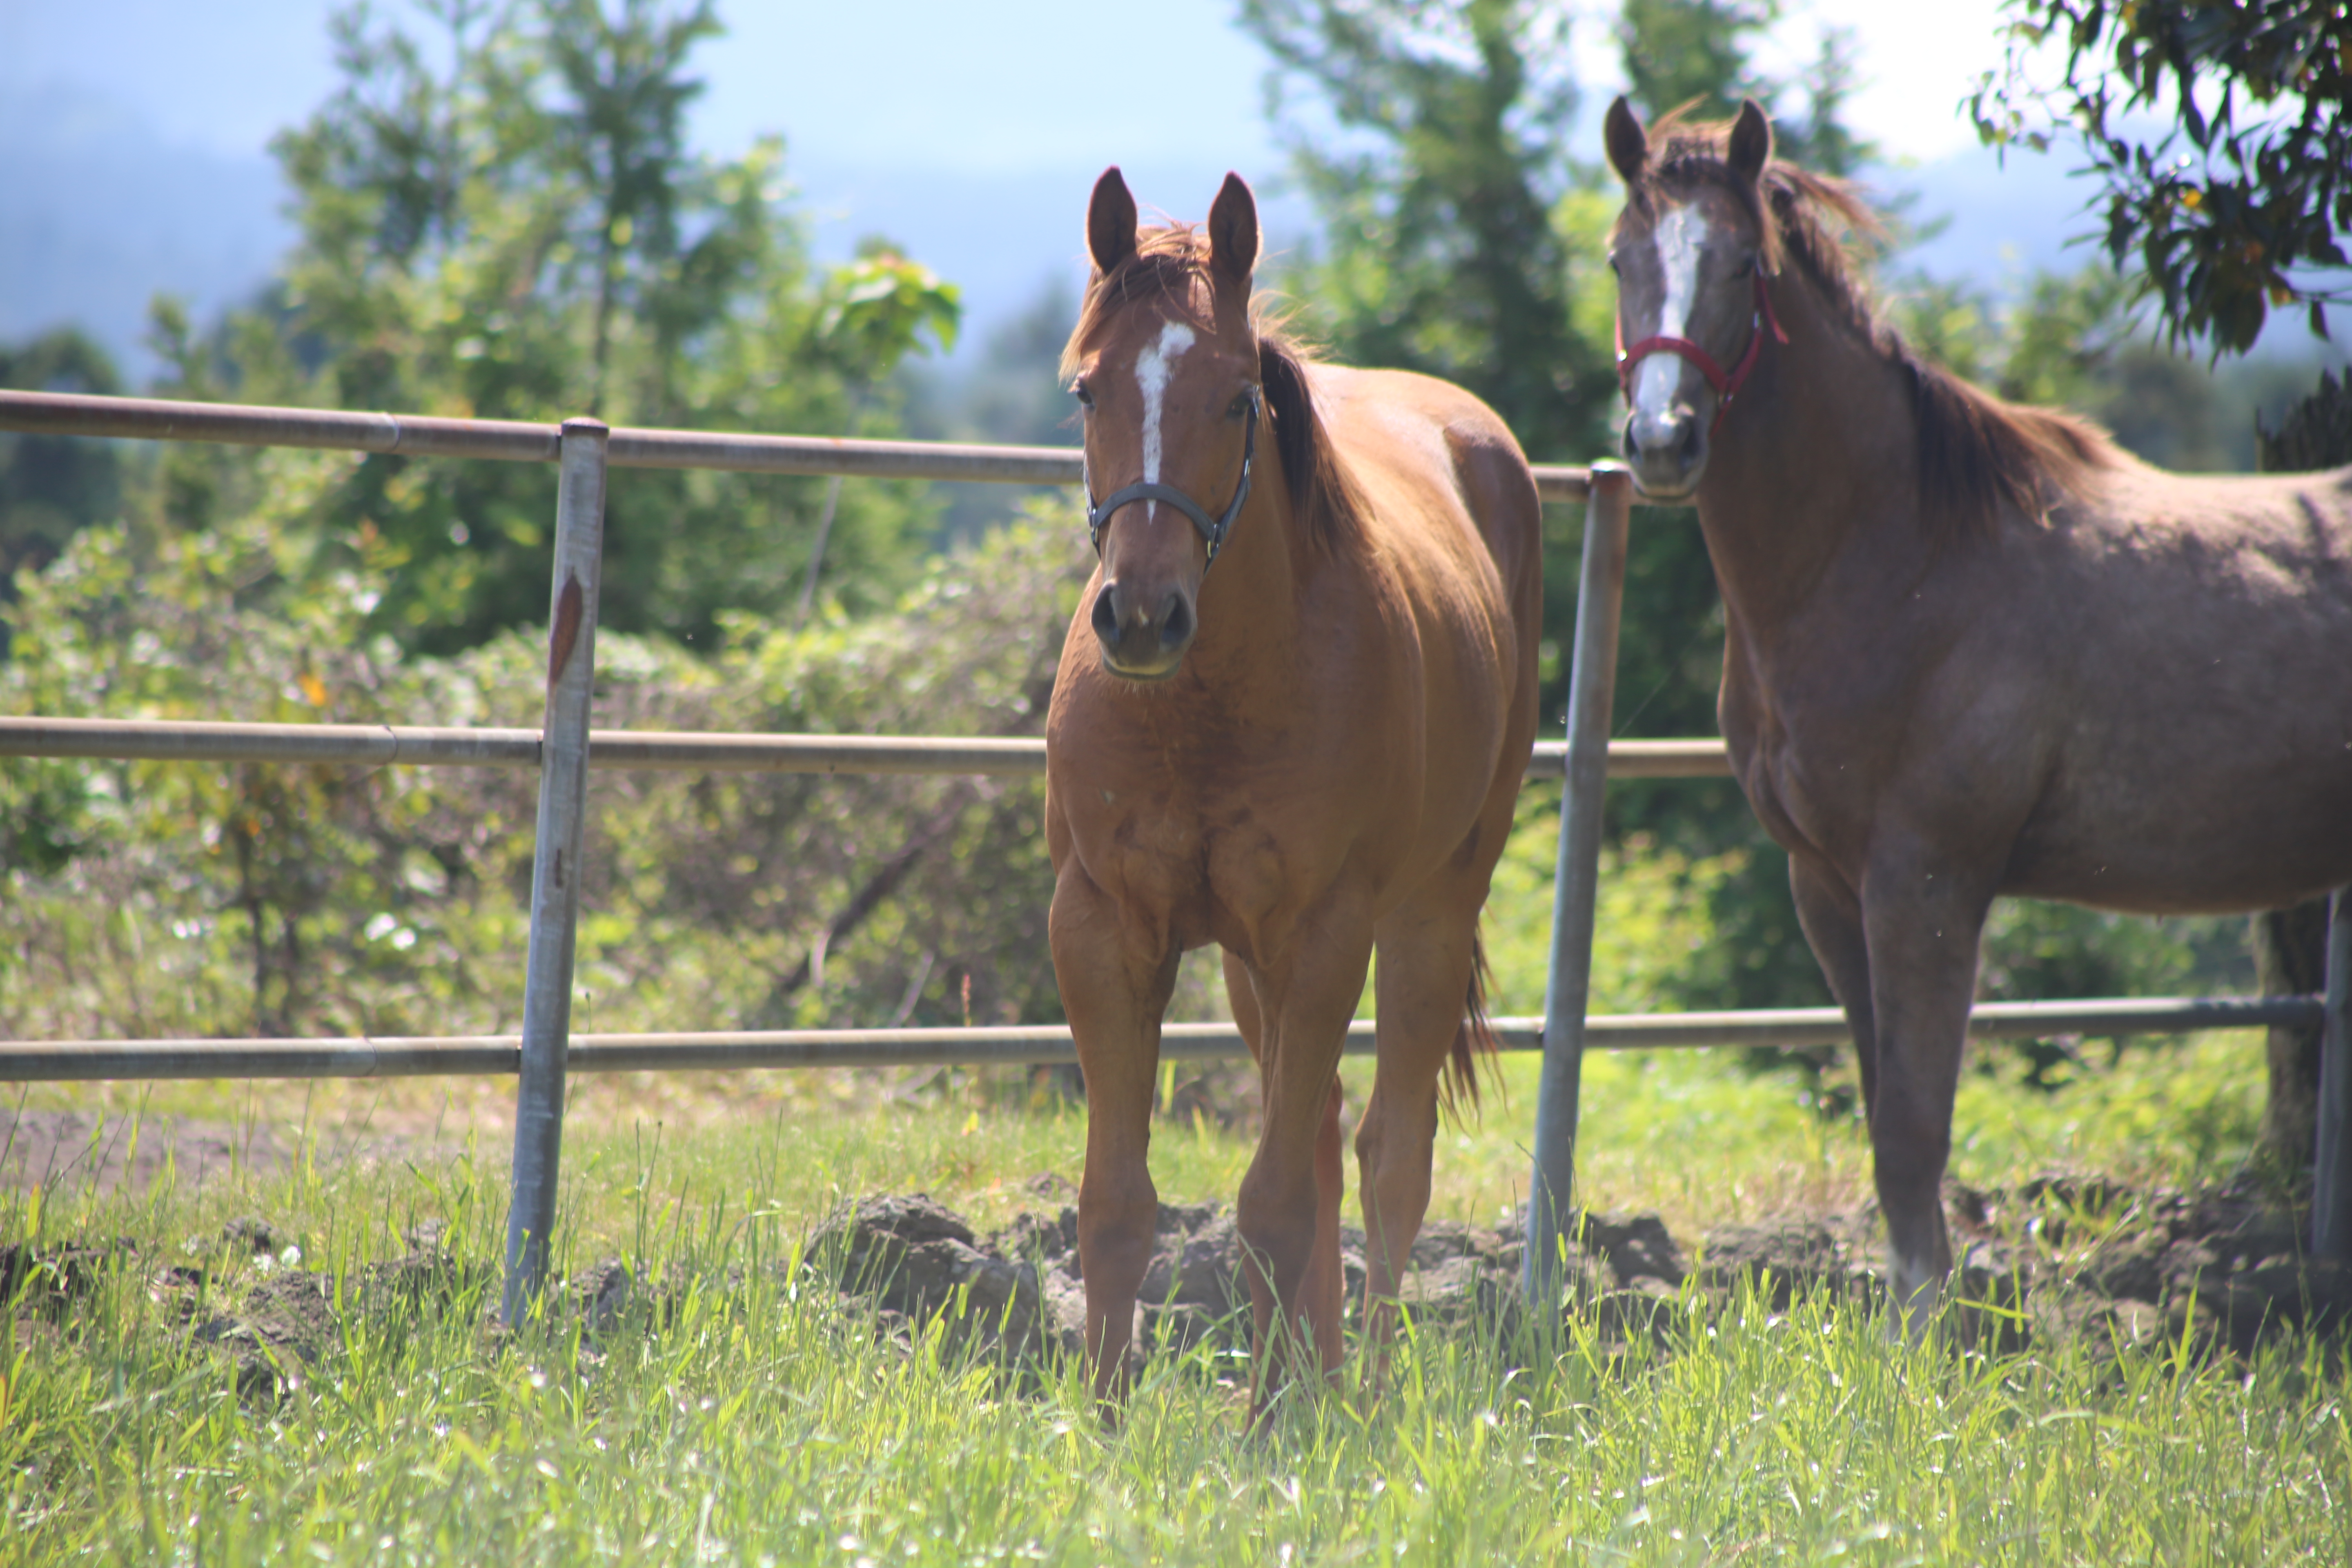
[1727,98,1772,183]
[1207,172,1258,289]
[1604,96,1647,187]
[1088,167,1138,276]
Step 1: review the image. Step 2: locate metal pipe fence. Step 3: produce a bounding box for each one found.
[0,716,1730,780]
[0,998,2316,1084]
[4,386,2336,1304]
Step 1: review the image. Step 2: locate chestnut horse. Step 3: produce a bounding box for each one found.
[1603,97,2352,1330]
[1045,169,1541,1409]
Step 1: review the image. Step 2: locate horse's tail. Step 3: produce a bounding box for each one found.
[1439,927,1501,1122]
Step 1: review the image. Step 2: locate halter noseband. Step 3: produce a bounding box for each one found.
[1085,389,1259,570]
[1616,262,1788,435]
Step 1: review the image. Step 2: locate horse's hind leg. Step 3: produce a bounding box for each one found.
[1356,882,1487,1354]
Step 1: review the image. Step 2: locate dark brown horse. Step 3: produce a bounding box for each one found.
[1045,168,1542,1409]
[1603,96,2352,1329]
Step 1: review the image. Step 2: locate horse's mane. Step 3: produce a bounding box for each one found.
[1627,113,2118,537]
[1060,222,1370,556]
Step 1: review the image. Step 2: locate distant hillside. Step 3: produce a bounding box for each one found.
[0,80,291,384]
[0,75,2331,394]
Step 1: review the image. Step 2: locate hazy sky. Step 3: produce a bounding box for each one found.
[0,0,2010,172]
[5,0,2098,378]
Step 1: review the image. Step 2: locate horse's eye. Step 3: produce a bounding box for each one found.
[1607,254,1622,276]
[1227,391,1254,419]
[1071,381,1094,408]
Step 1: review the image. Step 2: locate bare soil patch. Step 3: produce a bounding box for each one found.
[796,1169,2352,1368]
[11,1170,2346,1395]
[1,1109,292,1192]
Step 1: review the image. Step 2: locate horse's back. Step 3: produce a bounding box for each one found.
[1989,460,2352,910]
[1307,364,1543,604]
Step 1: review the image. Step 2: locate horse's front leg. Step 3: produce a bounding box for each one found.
[1050,857,1177,1411]
[1234,913,1374,1417]
[1789,853,1880,1114]
[1858,838,1996,1338]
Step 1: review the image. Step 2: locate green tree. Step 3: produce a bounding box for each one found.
[1968,0,2350,354]
[1240,0,1615,466]
[1618,0,1869,176]
[0,329,125,657]
[903,276,1080,547]
[187,0,956,653]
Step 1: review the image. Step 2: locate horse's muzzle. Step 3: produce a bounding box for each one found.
[1621,408,1707,501]
[1092,578,1196,681]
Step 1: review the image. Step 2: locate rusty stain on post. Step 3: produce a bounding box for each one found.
[548,573,584,689]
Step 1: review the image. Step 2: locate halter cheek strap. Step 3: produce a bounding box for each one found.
[1616,263,1788,435]
[1085,390,1260,570]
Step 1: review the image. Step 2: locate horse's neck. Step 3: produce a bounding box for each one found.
[1186,463,1314,692]
[1693,273,1928,641]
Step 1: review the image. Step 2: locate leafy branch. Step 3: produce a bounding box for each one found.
[1967,0,2352,353]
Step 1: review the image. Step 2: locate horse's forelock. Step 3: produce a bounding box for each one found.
[1062,223,1368,558]
[1059,224,1218,383]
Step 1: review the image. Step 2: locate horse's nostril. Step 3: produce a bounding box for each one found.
[1159,592,1193,650]
[1091,582,1120,644]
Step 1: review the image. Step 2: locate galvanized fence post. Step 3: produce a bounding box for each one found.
[1523,463,1634,1308]
[502,417,609,1325]
[2314,887,2352,1258]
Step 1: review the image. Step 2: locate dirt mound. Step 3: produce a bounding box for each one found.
[804,1171,2352,1365]
[13,1171,2347,1394]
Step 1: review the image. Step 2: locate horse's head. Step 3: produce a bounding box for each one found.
[1604,96,1782,501]
[1066,167,1265,681]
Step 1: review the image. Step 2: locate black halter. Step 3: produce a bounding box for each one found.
[1085,390,1259,570]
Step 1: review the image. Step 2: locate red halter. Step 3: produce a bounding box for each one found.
[1616,263,1788,435]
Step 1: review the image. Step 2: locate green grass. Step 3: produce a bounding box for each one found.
[5,1031,2341,1565]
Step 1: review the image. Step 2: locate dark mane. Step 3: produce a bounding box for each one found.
[1061,222,1370,555]
[1627,114,2118,537]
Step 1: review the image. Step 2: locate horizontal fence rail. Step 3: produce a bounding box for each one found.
[0,389,1598,504]
[0,716,1733,780]
[0,998,2316,1083]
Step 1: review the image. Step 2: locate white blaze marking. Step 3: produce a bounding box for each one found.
[1133,319,1196,513]
[1632,205,1712,419]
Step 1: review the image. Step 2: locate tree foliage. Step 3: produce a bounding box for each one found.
[1617,0,1871,176]
[1967,0,2352,354]
[0,328,125,651]
[1239,0,1615,466]
[195,0,957,652]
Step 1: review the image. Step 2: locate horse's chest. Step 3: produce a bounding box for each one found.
[1071,755,1356,950]
[1720,680,1870,868]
